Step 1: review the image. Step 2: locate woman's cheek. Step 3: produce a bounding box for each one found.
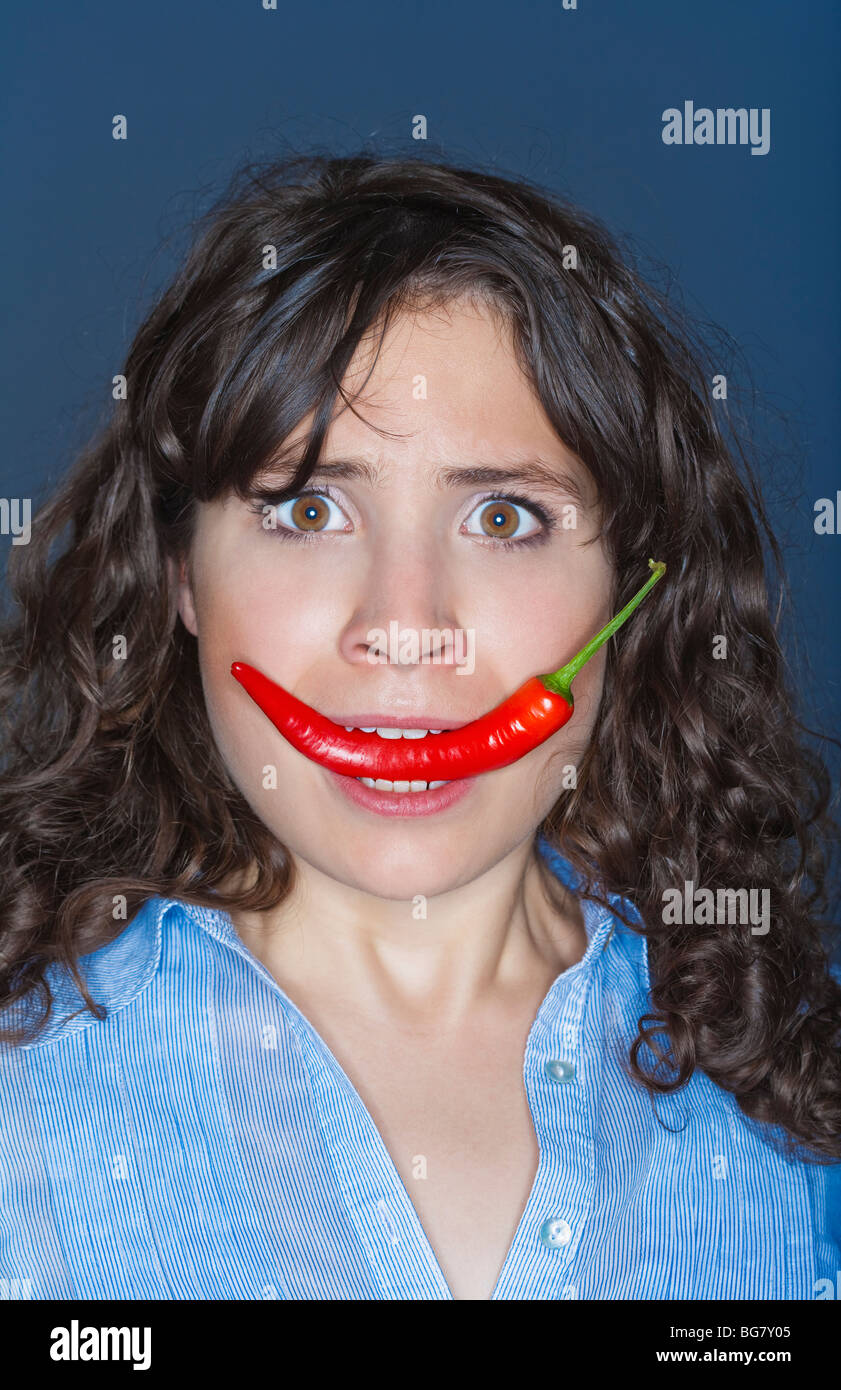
[528,647,606,806]
[192,548,310,675]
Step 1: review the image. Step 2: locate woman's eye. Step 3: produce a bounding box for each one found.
[273,493,349,533]
[462,498,543,541]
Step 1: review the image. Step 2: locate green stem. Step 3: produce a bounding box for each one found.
[540,559,666,699]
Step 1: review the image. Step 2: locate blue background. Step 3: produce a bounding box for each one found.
[1,0,839,855]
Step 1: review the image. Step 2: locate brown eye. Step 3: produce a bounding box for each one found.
[265,490,349,537]
[290,496,331,531]
[479,501,520,538]
[463,497,543,543]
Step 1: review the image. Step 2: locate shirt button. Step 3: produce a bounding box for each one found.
[540,1217,572,1249]
[544,1058,575,1083]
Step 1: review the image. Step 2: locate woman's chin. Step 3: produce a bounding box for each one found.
[298,839,499,903]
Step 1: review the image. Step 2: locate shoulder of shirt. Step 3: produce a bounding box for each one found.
[0,895,184,1053]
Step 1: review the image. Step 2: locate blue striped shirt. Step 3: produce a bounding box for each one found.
[1,838,838,1300]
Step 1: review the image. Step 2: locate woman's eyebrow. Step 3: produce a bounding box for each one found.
[435,461,587,502]
[257,455,588,501]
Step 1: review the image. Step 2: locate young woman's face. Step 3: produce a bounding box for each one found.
[175,297,614,899]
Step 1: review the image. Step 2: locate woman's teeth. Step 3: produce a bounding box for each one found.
[356,777,449,793]
[340,728,450,792]
[342,727,444,736]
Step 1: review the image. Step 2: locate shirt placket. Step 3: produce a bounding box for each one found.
[490,900,612,1300]
[282,1009,454,1299]
[192,905,453,1299]
[193,894,614,1301]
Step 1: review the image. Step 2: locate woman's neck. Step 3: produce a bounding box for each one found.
[224,837,588,1030]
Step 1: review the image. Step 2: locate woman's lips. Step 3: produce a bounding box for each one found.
[318,712,468,731]
[324,766,477,817]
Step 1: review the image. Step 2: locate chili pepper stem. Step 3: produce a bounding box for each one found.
[540,559,666,701]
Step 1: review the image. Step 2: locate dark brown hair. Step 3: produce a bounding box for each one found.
[1,152,839,1160]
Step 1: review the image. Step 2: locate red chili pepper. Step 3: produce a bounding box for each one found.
[231,559,666,781]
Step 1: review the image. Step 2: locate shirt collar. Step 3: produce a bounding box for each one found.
[182,840,651,998]
[11,896,172,1049]
[535,835,650,987]
[12,839,649,1049]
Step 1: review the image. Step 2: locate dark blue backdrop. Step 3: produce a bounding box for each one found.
[1,0,838,820]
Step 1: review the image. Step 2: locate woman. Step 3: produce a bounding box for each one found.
[0,153,839,1301]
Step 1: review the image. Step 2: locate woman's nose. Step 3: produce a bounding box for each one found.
[337,533,462,668]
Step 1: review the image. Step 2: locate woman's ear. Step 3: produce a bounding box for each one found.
[167,551,199,637]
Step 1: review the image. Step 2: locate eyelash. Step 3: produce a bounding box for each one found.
[247,487,558,548]
[247,487,347,544]
[468,491,557,550]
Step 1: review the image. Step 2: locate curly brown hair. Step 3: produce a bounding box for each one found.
[1,152,839,1162]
